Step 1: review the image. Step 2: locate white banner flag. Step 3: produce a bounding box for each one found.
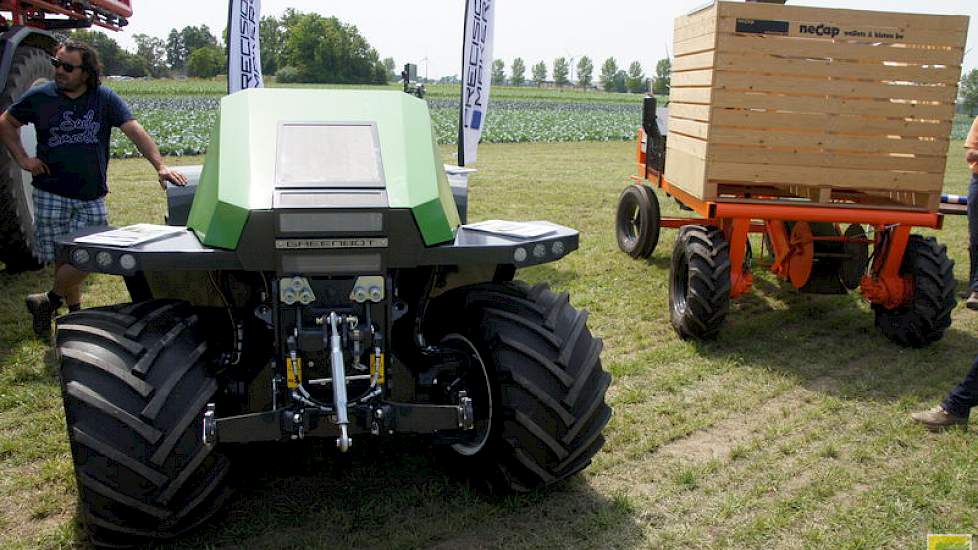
[228,0,263,94]
[458,0,495,166]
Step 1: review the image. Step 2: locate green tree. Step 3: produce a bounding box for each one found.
[576,56,593,89]
[553,57,569,87]
[600,57,618,92]
[133,34,168,77]
[259,16,286,75]
[165,25,218,71]
[491,59,505,85]
[510,57,526,86]
[653,58,671,95]
[280,11,384,84]
[613,70,627,93]
[187,45,225,78]
[626,61,646,93]
[69,29,145,77]
[531,60,547,86]
[383,57,397,81]
[962,69,978,114]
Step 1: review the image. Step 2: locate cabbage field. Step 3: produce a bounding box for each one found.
[106,79,973,159]
[107,80,649,158]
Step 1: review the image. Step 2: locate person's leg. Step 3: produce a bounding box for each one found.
[53,261,87,308]
[912,354,978,431]
[942,355,978,418]
[59,195,107,309]
[25,189,69,336]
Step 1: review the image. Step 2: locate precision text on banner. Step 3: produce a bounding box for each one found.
[458,0,495,166]
[228,0,263,94]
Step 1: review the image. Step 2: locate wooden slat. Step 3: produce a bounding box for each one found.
[675,33,716,56]
[666,132,709,160]
[671,69,714,87]
[710,89,954,120]
[707,161,944,192]
[708,145,947,172]
[715,52,962,85]
[707,127,949,155]
[709,109,953,139]
[675,4,717,32]
[668,103,711,122]
[674,17,717,43]
[672,50,716,73]
[717,16,968,48]
[665,146,710,199]
[716,34,964,66]
[669,86,713,105]
[712,71,958,103]
[668,118,710,140]
[717,2,970,33]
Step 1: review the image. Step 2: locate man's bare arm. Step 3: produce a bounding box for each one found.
[0,111,47,175]
[119,120,187,189]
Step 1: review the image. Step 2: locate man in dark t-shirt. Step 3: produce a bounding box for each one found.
[0,39,187,337]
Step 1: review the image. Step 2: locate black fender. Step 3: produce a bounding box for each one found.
[0,27,58,96]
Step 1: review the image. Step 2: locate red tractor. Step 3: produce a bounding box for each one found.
[0,0,131,272]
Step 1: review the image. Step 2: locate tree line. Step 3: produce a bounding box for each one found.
[68,9,391,84]
[489,56,671,94]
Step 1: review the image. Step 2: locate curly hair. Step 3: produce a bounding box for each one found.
[59,39,102,89]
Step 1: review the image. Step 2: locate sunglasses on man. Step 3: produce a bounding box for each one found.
[50,57,81,73]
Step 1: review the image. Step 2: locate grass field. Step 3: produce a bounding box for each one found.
[1,141,978,549]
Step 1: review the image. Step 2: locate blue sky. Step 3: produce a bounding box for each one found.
[112,1,976,79]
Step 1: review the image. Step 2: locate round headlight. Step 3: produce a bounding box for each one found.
[95,251,113,268]
[513,247,527,263]
[533,244,546,258]
[552,241,565,256]
[119,254,136,271]
[71,248,90,265]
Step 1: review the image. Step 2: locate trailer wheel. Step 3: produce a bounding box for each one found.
[615,184,660,258]
[0,45,53,272]
[56,300,230,546]
[873,235,955,348]
[669,225,731,340]
[432,281,611,493]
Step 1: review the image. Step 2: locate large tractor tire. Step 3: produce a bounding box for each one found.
[56,300,230,546]
[0,45,53,272]
[615,184,660,258]
[874,235,955,348]
[669,225,731,340]
[432,281,611,493]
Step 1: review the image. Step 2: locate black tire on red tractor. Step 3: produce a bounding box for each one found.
[669,225,731,340]
[0,45,54,272]
[615,184,660,258]
[873,235,956,348]
[431,281,612,493]
[56,300,231,546]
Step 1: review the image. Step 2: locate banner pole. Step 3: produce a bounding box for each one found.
[457,0,470,167]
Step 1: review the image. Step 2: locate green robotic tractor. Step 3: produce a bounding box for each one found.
[53,88,611,545]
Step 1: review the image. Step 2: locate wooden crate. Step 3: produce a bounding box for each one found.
[666,1,969,211]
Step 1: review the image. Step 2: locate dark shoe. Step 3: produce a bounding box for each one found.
[967,292,978,311]
[910,406,968,432]
[25,293,54,338]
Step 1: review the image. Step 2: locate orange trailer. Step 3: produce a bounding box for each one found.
[616,96,957,347]
[616,3,968,346]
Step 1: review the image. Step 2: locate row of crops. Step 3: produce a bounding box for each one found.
[107,82,975,159]
[109,95,646,158]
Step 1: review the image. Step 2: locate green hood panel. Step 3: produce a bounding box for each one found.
[188,88,460,249]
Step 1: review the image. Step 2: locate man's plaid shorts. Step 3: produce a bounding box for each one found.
[33,188,107,262]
